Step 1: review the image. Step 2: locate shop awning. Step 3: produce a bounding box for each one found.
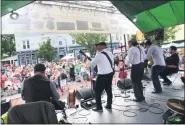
[110,0,184,33]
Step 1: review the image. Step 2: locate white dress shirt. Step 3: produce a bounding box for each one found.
[91,49,114,75]
[125,46,146,65]
[147,45,166,66]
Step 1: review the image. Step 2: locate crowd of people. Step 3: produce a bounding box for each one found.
[1,57,93,95]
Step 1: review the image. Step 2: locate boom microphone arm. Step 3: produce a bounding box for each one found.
[79,50,95,90]
[79,50,92,61]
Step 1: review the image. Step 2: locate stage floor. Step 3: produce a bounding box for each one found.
[2,73,184,124]
[66,75,184,124]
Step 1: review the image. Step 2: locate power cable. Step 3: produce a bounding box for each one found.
[67,80,182,121]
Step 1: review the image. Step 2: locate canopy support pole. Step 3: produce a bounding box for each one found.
[184,41,185,76]
[110,34,113,53]
[124,34,127,52]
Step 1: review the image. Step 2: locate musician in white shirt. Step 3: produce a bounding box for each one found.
[125,39,146,102]
[91,42,114,112]
[145,40,165,93]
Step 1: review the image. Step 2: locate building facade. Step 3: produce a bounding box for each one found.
[15,33,123,65]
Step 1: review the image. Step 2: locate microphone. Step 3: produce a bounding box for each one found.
[79,50,92,61]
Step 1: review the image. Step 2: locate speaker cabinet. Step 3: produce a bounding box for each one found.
[1,100,11,115]
[76,88,95,100]
[155,29,164,40]
[117,78,132,90]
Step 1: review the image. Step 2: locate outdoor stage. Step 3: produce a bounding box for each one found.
[2,73,184,124]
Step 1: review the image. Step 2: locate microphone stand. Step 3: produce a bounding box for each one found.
[119,48,130,98]
[79,50,94,93]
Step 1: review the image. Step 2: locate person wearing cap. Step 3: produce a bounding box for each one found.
[125,39,146,102]
[90,42,114,112]
[145,40,166,93]
[21,63,60,103]
[159,46,179,85]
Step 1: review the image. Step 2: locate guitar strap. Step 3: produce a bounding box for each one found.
[101,52,115,73]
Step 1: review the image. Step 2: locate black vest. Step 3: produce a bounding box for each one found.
[23,75,52,103]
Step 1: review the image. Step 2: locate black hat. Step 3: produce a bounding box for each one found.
[34,63,46,73]
[95,42,107,46]
[170,46,177,51]
[128,38,138,46]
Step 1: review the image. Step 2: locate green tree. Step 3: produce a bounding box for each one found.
[164,25,181,42]
[1,34,16,59]
[37,39,56,62]
[147,25,181,45]
[131,34,136,39]
[70,33,108,56]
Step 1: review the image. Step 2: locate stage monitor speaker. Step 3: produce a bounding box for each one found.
[76,88,94,100]
[117,78,132,90]
[143,73,151,81]
[155,29,164,40]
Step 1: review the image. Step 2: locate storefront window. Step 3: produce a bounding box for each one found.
[27,40,30,49]
[59,41,62,45]
[23,41,26,49]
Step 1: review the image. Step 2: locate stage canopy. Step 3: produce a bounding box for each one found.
[110,0,184,33]
[1,1,138,34]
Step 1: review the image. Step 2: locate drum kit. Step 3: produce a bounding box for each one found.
[163,98,185,124]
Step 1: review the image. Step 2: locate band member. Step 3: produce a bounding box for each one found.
[125,39,146,102]
[145,40,166,93]
[91,42,114,112]
[160,46,180,85]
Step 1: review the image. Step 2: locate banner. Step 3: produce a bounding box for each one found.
[2,3,138,34]
[136,31,144,41]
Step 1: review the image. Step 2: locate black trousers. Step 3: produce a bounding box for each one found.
[95,72,114,109]
[159,68,178,82]
[70,72,75,81]
[131,63,145,100]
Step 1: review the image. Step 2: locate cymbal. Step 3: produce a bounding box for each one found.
[167,99,184,115]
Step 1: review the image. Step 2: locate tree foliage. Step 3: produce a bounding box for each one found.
[1,34,16,59]
[70,33,108,56]
[131,34,136,39]
[37,39,56,62]
[164,25,181,41]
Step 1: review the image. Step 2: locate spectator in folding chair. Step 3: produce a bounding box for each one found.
[160,46,180,85]
[7,101,58,124]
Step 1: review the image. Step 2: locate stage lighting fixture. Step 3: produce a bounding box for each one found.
[133,18,137,23]
[132,16,137,23]
[10,11,19,20]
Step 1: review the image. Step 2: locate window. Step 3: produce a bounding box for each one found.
[116,34,119,40]
[23,41,26,49]
[69,49,73,53]
[27,40,30,49]
[59,41,62,45]
[59,48,63,52]
[72,40,76,44]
